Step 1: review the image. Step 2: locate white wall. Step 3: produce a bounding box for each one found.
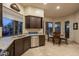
[3,3,24,15]
[0,27,2,37]
[3,6,23,22]
[63,12,79,42]
[24,7,44,17]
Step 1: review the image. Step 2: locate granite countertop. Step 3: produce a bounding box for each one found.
[0,34,44,50]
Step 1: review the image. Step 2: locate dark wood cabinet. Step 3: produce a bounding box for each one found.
[0,3,2,27]
[39,35,45,46]
[14,38,24,56]
[25,16,30,28]
[6,35,45,56]
[23,36,31,52]
[14,36,31,56]
[6,41,14,56]
[25,16,42,28]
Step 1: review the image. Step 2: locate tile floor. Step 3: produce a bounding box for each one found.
[22,41,79,56]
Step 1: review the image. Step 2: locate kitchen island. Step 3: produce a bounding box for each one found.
[0,34,45,56]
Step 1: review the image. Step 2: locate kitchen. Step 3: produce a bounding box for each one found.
[0,3,45,56]
[0,3,79,56]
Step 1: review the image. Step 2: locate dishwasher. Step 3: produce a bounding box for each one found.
[31,36,39,48]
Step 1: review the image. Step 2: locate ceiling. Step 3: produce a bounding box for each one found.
[20,3,79,18]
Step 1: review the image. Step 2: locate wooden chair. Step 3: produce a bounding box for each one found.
[52,32,68,45]
[52,32,61,45]
[59,35,68,45]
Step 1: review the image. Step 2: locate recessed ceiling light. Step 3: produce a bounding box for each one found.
[43,3,47,5]
[56,6,60,10]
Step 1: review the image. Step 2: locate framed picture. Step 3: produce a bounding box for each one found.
[73,23,78,30]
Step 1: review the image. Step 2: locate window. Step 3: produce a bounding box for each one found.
[2,17,14,36]
[46,22,53,35]
[2,17,23,37]
[55,22,61,32]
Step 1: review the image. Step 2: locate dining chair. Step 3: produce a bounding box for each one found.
[52,32,61,45]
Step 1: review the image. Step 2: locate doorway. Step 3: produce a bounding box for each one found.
[46,22,53,41]
[65,21,70,38]
[55,22,61,32]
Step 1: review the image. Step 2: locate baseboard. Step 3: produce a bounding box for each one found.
[30,45,45,49]
[70,40,79,44]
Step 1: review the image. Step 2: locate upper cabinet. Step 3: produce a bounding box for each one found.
[25,16,43,29]
[0,3,2,27]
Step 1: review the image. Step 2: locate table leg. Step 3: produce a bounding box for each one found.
[65,38,68,44]
[58,38,61,45]
[52,38,55,44]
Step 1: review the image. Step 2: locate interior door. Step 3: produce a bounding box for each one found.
[65,21,70,38]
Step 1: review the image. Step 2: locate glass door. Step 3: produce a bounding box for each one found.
[55,22,61,32]
[46,22,53,35]
[46,22,53,41]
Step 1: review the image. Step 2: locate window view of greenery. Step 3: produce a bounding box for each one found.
[2,17,23,37]
[2,17,14,36]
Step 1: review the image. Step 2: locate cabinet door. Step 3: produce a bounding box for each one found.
[30,17,42,28]
[0,3,2,27]
[27,36,31,48]
[35,17,42,28]
[6,41,14,56]
[25,16,30,28]
[14,39,23,56]
[23,36,31,52]
[25,16,42,28]
[39,35,45,46]
[30,17,36,28]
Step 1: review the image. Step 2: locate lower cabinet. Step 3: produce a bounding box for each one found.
[39,35,45,46]
[6,36,31,56]
[6,41,14,56]
[14,36,31,56]
[14,38,24,56]
[23,36,31,52]
[6,35,45,56]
